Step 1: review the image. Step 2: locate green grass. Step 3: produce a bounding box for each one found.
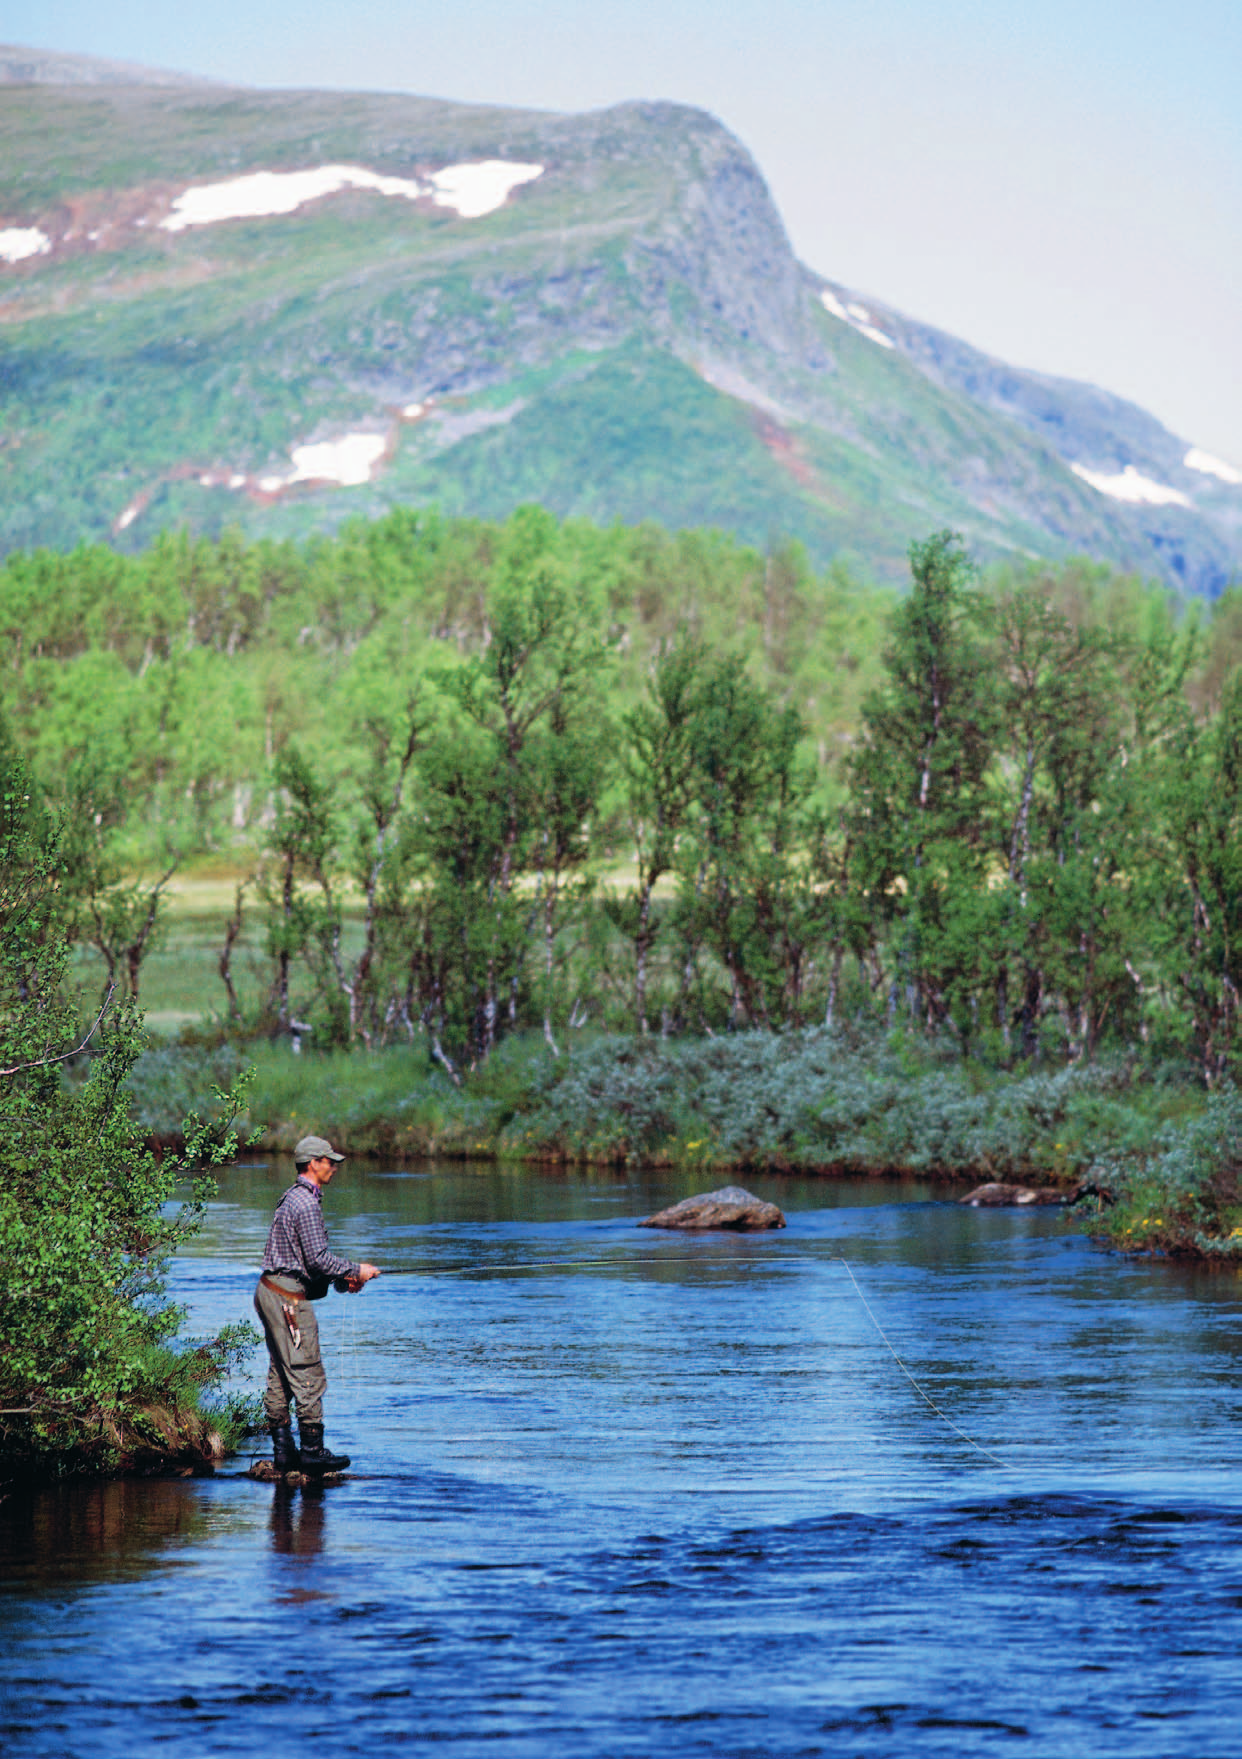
[74,895,370,1039]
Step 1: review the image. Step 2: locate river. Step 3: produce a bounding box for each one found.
[3,1160,1242,1756]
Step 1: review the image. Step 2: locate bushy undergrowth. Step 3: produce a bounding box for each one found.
[497,1031,1171,1180]
[1091,1087,1242,1258]
[120,1027,1239,1260]
[244,1041,500,1158]
[123,1027,1192,1176]
[116,1043,252,1144]
[121,1037,501,1158]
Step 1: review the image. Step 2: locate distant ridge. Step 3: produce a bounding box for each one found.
[0,43,218,87]
[0,46,1237,591]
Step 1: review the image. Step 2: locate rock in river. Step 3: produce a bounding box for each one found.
[959,1181,1076,1207]
[639,1185,786,1231]
[248,1459,347,1485]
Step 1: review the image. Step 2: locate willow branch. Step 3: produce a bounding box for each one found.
[0,983,115,1078]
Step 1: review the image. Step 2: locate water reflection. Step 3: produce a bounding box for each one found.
[0,1478,212,1593]
[268,1483,328,1580]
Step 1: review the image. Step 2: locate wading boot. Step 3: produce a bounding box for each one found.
[270,1422,300,1473]
[298,1421,350,1473]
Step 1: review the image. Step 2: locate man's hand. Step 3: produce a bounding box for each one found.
[344,1262,381,1293]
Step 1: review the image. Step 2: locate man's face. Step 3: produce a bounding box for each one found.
[309,1154,339,1186]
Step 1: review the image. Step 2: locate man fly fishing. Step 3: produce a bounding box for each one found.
[254,1134,380,1475]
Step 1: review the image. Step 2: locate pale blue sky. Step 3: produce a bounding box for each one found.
[7,0,1242,465]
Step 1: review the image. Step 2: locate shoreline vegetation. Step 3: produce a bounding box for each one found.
[127,1029,1242,1266]
[6,510,1242,1481]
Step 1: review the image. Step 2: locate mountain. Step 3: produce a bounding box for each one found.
[1,50,1238,590]
[0,44,210,86]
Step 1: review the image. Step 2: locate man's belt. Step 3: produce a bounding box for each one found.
[260,1275,307,1300]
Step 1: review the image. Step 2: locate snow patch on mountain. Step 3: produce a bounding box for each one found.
[258,431,390,492]
[1185,448,1242,487]
[159,161,543,231]
[820,287,895,349]
[161,166,422,230]
[0,226,50,262]
[1071,463,1191,508]
[427,162,543,218]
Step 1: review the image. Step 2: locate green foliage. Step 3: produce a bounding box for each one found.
[0,729,256,1480]
[480,1028,1175,1179]
[419,505,611,1060]
[0,507,884,845]
[1145,672,1242,1082]
[259,742,339,1034]
[848,532,999,1034]
[7,508,1242,1252]
[120,1042,252,1139]
[1095,1087,1242,1257]
[238,1041,498,1159]
[13,512,1235,1088]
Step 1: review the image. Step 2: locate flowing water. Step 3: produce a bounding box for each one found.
[4,1160,1242,1757]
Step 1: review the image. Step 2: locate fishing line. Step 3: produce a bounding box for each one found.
[337,1286,361,1395]
[831,1257,1009,1470]
[379,1251,1010,1469]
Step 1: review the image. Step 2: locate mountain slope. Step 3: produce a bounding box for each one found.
[0,60,1237,589]
[0,43,211,86]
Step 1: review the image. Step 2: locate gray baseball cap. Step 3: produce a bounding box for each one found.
[294,1134,345,1163]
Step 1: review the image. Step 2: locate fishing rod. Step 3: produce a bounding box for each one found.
[379,1252,823,1275]
[364,1251,1010,1469]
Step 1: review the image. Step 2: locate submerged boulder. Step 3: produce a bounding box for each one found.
[960,1180,1113,1209]
[639,1185,786,1231]
[959,1181,1075,1207]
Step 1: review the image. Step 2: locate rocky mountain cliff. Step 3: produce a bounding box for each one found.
[1,52,1237,589]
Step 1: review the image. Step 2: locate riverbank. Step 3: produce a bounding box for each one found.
[0,1402,231,1486]
[121,1028,1242,1264]
[0,1352,259,1489]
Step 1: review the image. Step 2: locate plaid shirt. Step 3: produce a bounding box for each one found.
[262,1175,359,1290]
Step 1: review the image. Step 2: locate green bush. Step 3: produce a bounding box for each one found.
[1094,1086,1242,1256]
[0,732,255,1481]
